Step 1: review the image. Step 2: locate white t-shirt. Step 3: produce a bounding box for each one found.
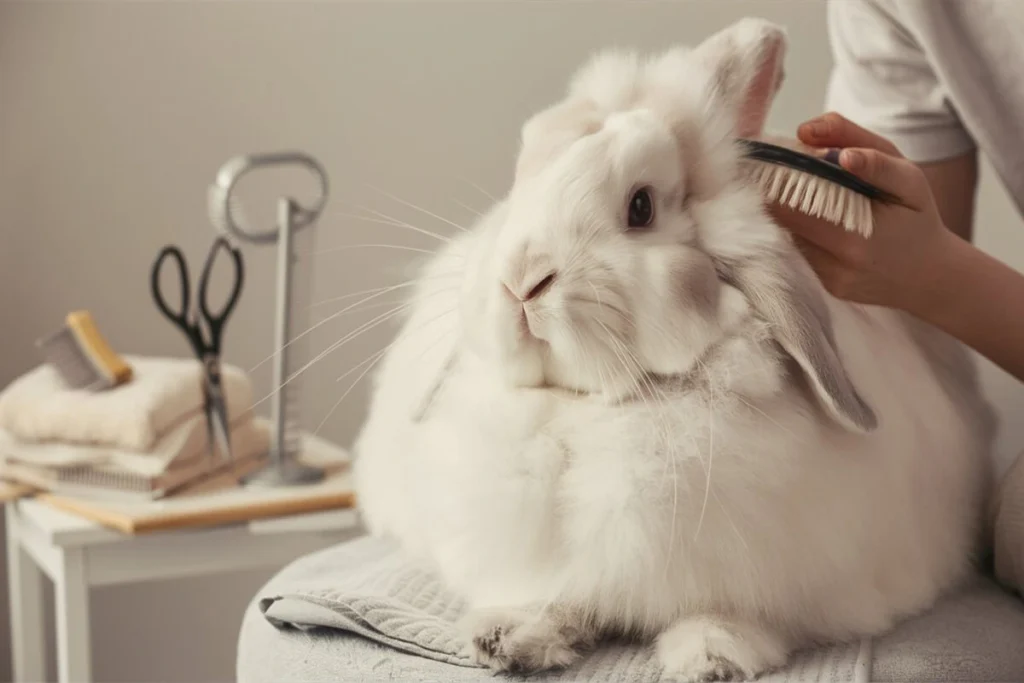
[824,0,1024,217]
[826,0,1024,593]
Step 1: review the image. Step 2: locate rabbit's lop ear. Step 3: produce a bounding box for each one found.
[691,18,786,138]
[733,252,878,433]
[694,19,877,433]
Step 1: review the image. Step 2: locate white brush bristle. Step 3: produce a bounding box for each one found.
[742,160,874,238]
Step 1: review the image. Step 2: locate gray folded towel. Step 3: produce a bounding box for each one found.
[257,536,870,682]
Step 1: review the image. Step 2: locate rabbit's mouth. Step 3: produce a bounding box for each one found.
[504,289,544,342]
[496,312,647,402]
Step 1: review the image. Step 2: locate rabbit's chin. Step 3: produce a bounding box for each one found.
[481,298,640,401]
[476,292,666,402]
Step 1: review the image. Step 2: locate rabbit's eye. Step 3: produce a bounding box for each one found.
[628,187,655,229]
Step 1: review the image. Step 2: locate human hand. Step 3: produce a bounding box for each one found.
[767,112,960,316]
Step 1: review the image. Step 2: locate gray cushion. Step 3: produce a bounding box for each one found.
[236,536,1024,682]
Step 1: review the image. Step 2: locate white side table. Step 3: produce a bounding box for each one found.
[5,497,362,683]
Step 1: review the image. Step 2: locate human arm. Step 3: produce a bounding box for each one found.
[924,231,1024,382]
[919,150,978,242]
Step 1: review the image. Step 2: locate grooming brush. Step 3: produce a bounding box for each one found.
[36,310,133,390]
[738,136,904,238]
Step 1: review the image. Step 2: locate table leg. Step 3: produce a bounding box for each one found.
[6,505,47,682]
[55,547,91,683]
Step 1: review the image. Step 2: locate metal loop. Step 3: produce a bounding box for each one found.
[208,151,329,244]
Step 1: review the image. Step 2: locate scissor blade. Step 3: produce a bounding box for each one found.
[208,403,233,462]
[201,357,234,462]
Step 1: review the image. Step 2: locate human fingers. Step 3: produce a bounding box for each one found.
[835,147,926,210]
[797,111,903,158]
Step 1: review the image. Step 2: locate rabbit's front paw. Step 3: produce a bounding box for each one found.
[460,606,585,674]
[657,616,788,682]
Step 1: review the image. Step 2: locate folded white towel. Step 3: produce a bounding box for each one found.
[0,417,271,498]
[0,410,264,478]
[0,356,253,452]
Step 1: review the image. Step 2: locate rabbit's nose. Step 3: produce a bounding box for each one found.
[502,271,557,302]
[523,271,557,301]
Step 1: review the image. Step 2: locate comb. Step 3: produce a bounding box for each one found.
[36,310,133,391]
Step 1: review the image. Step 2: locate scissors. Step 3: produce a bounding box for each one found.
[150,236,245,462]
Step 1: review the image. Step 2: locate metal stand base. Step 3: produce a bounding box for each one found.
[241,460,326,488]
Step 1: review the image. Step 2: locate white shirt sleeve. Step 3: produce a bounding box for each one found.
[823,0,976,163]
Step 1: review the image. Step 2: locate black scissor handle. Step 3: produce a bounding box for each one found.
[150,245,192,327]
[197,236,245,352]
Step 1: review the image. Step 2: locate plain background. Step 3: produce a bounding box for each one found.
[1,1,1022,681]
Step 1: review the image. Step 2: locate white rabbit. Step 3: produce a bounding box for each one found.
[351,17,998,682]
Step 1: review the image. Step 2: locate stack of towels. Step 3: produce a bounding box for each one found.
[0,356,270,500]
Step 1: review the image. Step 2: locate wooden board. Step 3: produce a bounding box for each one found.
[0,479,37,503]
[36,433,357,534]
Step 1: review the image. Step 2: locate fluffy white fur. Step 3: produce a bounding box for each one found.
[351,18,997,682]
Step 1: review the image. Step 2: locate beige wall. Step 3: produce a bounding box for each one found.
[1,1,1022,680]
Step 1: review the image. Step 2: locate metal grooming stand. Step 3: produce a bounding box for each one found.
[208,152,329,487]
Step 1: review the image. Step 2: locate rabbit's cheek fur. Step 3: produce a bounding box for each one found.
[632,246,750,379]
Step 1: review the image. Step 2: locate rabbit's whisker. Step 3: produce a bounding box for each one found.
[598,305,696,577]
[600,324,682,577]
[452,197,484,218]
[734,394,799,440]
[325,211,413,230]
[573,295,632,327]
[314,347,390,435]
[314,243,437,257]
[601,329,678,628]
[252,280,433,373]
[324,293,460,320]
[315,308,458,434]
[365,184,471,234]
[310,272,463,309]
[342,203,453,244]
[310,283,412,310]
[694,362,715,542]
[250,302,411,411]
[566,325,588,397]
[457,175,499,203]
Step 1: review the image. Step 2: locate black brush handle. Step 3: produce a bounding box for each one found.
[737,138,904,206]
